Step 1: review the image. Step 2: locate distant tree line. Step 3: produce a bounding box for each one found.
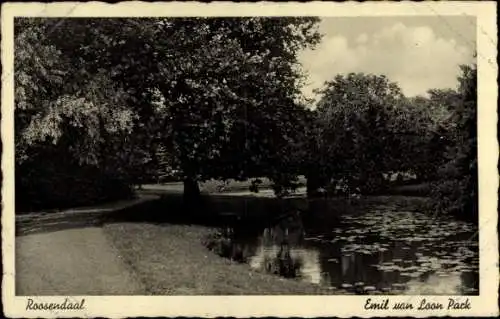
[14,18,477,222]
[304,66,477,222]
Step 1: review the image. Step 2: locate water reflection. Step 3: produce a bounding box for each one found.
[403,271,478,295]
[249,244,322,283]
[209,198,479,295]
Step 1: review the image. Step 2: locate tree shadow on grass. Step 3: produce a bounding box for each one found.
[17,192,313,236]
[101,193,310,232]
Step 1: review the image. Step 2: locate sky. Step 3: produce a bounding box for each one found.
[298,16,476,101]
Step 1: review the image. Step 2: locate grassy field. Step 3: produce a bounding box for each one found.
[141,176,308,194]
[199,177,306,193]
[103,222,334,295]
[141,177,429,198]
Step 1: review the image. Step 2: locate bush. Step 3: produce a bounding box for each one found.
[16,153,134,213]
[431,166,477,223]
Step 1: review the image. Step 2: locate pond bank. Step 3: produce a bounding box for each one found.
[16,193,473,295]
[102,223,337,295]
[199,196,478,295]
[17,222,337,295]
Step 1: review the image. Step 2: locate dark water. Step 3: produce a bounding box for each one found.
[209,197,479,295]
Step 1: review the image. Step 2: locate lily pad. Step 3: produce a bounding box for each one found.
[303,237,316,241]
[392,283,406,290]
[464,287,478,294]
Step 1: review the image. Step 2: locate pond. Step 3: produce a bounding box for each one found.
[206,196,479,295]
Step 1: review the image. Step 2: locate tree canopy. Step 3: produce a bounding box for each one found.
[313,73,405,193]
[15,18,477,222]
[15,17,321,208]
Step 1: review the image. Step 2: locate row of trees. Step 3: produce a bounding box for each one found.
[15,18,477,221]
[313,66,477,222]
[15,17,321,210]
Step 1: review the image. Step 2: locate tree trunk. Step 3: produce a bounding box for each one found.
[306,172,322,198]
[183,177,200,201]
[183,177,201,214]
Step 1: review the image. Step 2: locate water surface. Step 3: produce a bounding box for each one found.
[214,197,479,295]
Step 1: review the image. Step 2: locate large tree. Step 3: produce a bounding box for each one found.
[393,90,458,182]
[15,19,142,210]
[314,73,405,194]
[147,18,321,200]
[14,17,321,209]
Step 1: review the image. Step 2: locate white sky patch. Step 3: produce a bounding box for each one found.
[299,20,475,102]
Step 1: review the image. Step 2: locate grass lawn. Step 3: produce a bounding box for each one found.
[141,176,308,195]
[103,222,333,295]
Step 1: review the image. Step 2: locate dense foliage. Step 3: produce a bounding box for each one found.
[313,73,405,194]
[430,65,478,222]
[15,19,137,211]
[309,66,477,221]
[14,18,477,222]
[14,17,321,209]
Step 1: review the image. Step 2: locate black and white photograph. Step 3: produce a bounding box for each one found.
[2,2,498,318]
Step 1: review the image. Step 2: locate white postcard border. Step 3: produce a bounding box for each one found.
[2,2,498,318]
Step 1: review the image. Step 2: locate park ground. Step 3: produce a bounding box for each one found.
[16,181,332,295]
[16,179,430,295]
[16,223,331,295]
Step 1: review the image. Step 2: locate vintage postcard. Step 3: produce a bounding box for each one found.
[2,1,498,318]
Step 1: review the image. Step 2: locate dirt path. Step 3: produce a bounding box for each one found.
[16,227,146,295]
